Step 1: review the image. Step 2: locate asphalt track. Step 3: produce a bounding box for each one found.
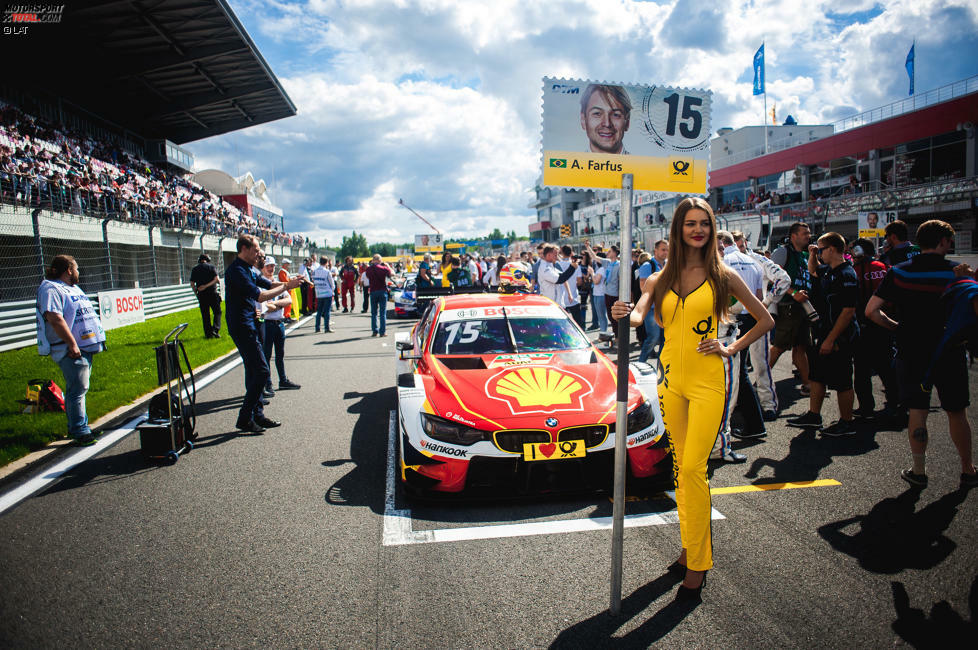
[1,308,976,648]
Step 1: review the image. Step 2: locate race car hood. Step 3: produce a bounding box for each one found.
[423,351,643,430]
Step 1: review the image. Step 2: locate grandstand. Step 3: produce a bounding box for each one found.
[0,0,313,349]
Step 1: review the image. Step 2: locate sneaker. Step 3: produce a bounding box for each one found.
[326,327,335,333]
[821,419,857,437]
[236,419,266,434]
[731,428,766,440]
[962,467,978,488]
[854,407,875,420]
[279,379,301,390]
[255,416,281,428]
[799,385,811,397]
[786,411,822,428]
[901,469,928,488]
[342,308,348,313]
[263,388,275,398]
[372,332,378,337]
[710,449,747,463]
[762,410,778,422]
[72,433,97,447]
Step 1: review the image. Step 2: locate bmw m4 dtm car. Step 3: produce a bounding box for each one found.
[394,290,672,497]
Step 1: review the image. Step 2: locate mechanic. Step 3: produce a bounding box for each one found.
[35,254,107,447]
[878,220,920,267]
[786,233,859,436]
[189,253,221,339]
[865,220,977,489]
[769,222,814,396]
[415,252,435,313]
[339,256,359,313]
[736,232,790,420]
[715,230,767,455]
[613,197,774,599]
[224,235,304,433]
[849,238,899,419]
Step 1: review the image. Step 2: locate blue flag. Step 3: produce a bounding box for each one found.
[753,44,765,95]
[905,43,914,95]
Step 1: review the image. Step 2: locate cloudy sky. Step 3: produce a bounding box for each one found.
[188,0,978,246]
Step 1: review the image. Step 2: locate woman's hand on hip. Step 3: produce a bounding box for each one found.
[697,338,732,358]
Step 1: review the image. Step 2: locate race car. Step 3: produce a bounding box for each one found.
[391,273,418,318]
[394,291,672,497]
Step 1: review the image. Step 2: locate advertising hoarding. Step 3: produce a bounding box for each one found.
[98,289,146,330]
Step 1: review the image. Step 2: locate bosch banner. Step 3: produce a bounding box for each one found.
[98,288,146,330]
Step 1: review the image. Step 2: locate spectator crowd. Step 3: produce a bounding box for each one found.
[0,102,305,247]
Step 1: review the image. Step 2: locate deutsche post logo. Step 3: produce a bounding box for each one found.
[549,158,567,168]
[485,367,593,415]
[672,160,690,175]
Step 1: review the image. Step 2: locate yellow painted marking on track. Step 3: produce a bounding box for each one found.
[710,479,841,495]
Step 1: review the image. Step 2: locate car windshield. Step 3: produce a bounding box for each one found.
[430,314,590,355]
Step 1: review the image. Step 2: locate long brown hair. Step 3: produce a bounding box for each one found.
[651,197,731,327]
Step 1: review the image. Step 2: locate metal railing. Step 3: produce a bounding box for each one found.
[0,174,308,248]
[0,283,199,352]
[0,200,317,305]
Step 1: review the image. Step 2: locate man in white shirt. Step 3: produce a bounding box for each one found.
[261,258,301,392]
[556,244,584,328]
[311,256,336,333]
[536,244,578,303]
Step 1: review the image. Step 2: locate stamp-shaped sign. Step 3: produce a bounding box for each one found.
[542,78,711,193]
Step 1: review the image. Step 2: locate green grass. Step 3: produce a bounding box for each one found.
[0,309,237,467]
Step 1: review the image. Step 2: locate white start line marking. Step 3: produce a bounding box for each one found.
[382,410,724,546]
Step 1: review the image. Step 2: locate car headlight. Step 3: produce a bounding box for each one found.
[421,413,487,446]
[627,399,654,434]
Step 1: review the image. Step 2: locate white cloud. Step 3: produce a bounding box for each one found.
[190,0,977,245]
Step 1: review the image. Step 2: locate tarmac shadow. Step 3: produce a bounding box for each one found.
[549,571,695,648]
[744,426,880,484]
[322,387,394,513]
[890,576,978,646]
[817,486,970,574]
[39,448,159,495]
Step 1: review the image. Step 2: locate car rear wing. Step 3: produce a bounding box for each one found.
[415,286,491,299]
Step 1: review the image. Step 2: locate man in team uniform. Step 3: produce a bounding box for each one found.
[788,232,860,436]
[866,220,977,488]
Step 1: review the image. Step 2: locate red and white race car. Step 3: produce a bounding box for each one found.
[394,291,672,497]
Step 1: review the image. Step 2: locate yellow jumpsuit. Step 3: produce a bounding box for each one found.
[658,280,731,571]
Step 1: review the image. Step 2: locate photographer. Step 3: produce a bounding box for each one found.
[769,222,815,396]
[787,233,859,436]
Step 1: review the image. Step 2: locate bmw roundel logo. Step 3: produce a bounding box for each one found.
[546,417,559,428]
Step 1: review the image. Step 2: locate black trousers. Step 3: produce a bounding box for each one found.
[229,326,268,424]
[197,292,222,336]
[735,314,766,434]
[853,321,899,411]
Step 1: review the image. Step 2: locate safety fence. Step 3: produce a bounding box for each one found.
[0,201,316,305]
[0,283,200,352]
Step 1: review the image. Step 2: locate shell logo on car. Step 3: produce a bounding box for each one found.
[485,366,593,415]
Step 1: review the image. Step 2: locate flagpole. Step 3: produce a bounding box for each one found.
[762,39,767,154]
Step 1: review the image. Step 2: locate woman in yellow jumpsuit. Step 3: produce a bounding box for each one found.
[613,197,773,599]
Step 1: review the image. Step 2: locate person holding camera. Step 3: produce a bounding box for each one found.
[787,233,859,435]
[769,222,816,396]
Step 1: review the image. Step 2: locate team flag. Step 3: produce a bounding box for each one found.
[753,44,765,96]
[905,43,915,96]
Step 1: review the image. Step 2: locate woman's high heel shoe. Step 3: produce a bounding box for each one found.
[675,570,708,601]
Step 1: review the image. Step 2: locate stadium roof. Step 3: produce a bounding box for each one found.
[2,0,296,144]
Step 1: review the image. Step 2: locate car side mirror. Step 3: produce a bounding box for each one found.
[396,340,414,352]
